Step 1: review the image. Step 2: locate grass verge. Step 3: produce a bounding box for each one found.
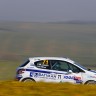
[0,81,96,96]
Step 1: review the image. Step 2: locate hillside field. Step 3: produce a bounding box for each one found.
[0,22,96,80]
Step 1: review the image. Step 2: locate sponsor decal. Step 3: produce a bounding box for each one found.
[64,75,81,80]
[75,80,82,83]
[30,72,56,79]
[64,76,74,79]
[90,76,96,78]
[74,76,82,83]
[30,72,34,77]
[64,75,82,83]
[74,76,81,80]
[58,75,61,79]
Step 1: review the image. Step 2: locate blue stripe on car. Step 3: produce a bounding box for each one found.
[26,69,64,74]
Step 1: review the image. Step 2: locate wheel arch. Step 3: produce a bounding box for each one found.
[84,80,96,84]
[21,77,36,82]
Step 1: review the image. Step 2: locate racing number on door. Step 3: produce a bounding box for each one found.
[43,60,48,65]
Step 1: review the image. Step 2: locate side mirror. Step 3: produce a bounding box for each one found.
[88,68,91,71]
[68,70,72,73]
[65,70,72,75]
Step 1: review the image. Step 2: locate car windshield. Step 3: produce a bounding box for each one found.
[20,59,30,67]
[75,62,87,70]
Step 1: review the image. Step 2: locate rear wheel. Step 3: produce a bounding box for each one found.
[22,78,35,82]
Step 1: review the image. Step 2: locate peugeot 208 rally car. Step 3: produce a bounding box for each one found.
[16,57,96,84]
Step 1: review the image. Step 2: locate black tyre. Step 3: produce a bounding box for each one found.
[22,78,35,82]
[85,80,96,85]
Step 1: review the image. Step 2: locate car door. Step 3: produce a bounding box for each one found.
[33,59,57,82]
[67,63,84,84]
[50,60,83,84]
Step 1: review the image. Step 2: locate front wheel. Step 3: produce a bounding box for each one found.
[85,80,96,85]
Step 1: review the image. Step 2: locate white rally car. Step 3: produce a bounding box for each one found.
[15,57,96,84]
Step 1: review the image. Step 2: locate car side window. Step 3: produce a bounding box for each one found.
[68,63,84,73]
[34,60,51,69]
[51,60,70,72]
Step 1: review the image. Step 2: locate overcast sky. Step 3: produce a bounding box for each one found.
[0,0,96,22]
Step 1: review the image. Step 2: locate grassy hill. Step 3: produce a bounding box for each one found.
[0,22,96,64]
[0,21,96,80]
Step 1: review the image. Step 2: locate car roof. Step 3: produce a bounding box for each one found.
[29,57,75,64]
